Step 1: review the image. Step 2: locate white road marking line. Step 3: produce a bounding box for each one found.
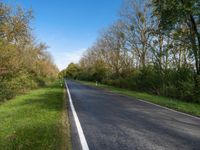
[65,80,89,150]
[94,84,200,120]
[137,99,200,120]
[86,83,200,121]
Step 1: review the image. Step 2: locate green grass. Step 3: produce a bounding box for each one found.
[0,80,71,150]
[79,80,200,117]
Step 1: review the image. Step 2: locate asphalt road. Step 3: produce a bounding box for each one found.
[66,80,200,150]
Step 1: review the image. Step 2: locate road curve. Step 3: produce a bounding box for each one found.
[66,80,200,150]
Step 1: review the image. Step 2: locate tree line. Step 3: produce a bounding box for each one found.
[60,0,200,102]
[0,2,58,101]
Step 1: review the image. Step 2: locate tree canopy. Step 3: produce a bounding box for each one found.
[60,0,200,102]
[0,2,59,101]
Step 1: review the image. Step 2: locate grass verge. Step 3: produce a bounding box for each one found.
[0,80,71,150]
[79,80,200,117]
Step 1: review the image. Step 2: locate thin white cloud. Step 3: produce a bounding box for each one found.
[54,48,86,70]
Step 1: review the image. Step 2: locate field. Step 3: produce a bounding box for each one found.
[0,80,71,150]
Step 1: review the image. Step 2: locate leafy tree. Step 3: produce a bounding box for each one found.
[152,0,200,95]
[59,63,80,79]
[60,0,200,102]
[0,2,58,101]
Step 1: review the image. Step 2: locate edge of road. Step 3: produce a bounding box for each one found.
[64,80,90,150]
[76,80,200,121]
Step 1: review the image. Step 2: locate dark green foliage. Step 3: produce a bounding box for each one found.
[100,66,198,102]
[59,63,79,79]
[152,0,199,31]
[153,0,200,100]
[60,61,108,82]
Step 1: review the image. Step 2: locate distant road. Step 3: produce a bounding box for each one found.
[66,80,200,150]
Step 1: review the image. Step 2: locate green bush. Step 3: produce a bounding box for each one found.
[99,66,198,103]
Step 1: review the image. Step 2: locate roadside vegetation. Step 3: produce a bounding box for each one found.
[0,2,58,101]
[80,80,200,117]
[60,0,200,103]
[0,80,71,150]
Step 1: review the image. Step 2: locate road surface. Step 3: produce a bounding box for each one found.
[66,80,200,150]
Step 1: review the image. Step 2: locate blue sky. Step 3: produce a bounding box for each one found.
[3,0,123,70]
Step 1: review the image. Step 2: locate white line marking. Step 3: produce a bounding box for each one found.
[137,99,200,120]
[65,80,89,150]
[84,82,200,121]
[93,84,200,120]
